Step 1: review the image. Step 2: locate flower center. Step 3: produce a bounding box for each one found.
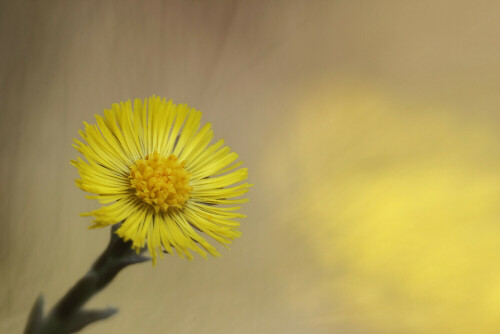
[129,151,193,213]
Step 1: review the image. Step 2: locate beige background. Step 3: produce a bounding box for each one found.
[2,1,500,333]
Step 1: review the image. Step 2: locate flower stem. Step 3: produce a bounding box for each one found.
[24,224,150,334]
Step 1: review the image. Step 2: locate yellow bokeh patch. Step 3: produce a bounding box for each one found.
[272,85,500,333]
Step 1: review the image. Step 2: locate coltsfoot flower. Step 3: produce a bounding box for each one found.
[72,96,250,264]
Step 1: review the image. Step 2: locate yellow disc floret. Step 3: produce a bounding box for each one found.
[129,151,193,213]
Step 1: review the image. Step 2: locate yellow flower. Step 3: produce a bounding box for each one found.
[72,96,250,264]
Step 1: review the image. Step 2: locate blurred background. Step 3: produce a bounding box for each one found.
[2,1,500,333]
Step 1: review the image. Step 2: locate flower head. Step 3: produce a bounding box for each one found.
[72,96,250,264]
